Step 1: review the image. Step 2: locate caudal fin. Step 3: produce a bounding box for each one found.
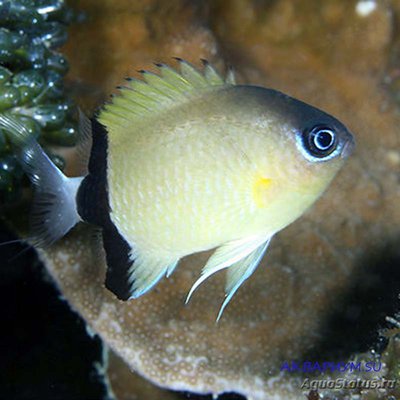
[0,113,83,247]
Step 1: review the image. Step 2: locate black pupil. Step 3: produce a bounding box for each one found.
[303,125,337,158]
[314,130,334,150]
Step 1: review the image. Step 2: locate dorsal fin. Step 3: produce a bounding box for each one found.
[98,59,235,128]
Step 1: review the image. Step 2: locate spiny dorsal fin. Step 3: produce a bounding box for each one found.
[99,59,235,128]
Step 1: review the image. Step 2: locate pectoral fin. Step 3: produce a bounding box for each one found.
[186,235,269,303]
[216,237,272,321]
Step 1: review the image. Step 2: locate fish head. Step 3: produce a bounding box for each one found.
[279,91,355,196]
[223,86,355,232]
[249,86,355,200]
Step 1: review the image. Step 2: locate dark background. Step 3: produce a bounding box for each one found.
[0,223,248,400]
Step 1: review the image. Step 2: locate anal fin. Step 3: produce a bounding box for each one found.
[103,223,179,300]
[103,224,134,300]
[128,253,179,298]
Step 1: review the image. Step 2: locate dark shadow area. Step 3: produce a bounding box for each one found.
[180,239,400,398]
[0,221,247,400]
[304,237,400,362]
[0,222,108,400]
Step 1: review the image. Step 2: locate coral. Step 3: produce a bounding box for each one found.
[106,352,180,400]
[5,0,400,399]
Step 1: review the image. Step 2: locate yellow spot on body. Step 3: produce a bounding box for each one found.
[253,177,273,208]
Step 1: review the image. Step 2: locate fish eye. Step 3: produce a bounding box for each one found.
[303,125,337,158]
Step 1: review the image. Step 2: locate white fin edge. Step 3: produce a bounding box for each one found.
[185,235,268,304]
[216,237,272,322]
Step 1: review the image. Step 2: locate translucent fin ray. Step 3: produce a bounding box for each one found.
[157,63,193,90]
[0,113,83,247]
[76,109,92,175]
[177,59,208,88]
[185,235,268,303]
[216,237,273,322]
[201,59,224,85]
[128,253,180,299]
[99,59,235,128]
[225,67,236,84]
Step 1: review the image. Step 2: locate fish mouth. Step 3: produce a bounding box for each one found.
[341,134,355,159]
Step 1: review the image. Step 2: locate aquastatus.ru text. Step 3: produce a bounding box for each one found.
[301,378,396,390]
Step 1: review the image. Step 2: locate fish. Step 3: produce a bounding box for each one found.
[0,59,355,320]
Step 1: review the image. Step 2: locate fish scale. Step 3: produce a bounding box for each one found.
[0,60,354,318]
[109,121,256,256]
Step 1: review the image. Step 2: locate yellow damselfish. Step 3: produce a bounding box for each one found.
[0,59,354,320]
